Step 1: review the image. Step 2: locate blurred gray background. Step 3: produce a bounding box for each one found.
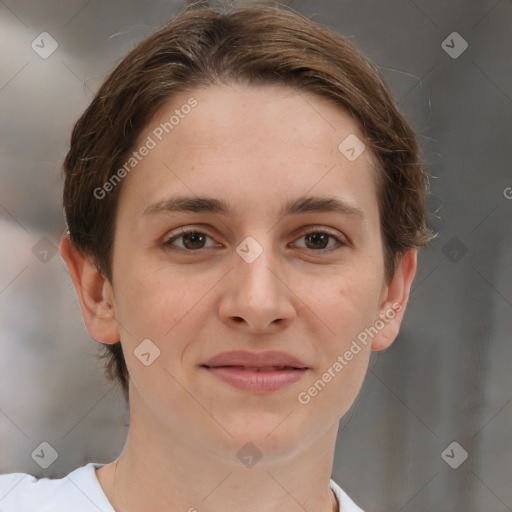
[0,0,511,510]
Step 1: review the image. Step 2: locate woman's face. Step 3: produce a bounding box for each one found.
[107,82,402,463]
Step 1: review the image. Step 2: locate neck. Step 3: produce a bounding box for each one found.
[110,456,339,512]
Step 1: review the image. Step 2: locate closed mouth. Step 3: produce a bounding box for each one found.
[201,365,305,372]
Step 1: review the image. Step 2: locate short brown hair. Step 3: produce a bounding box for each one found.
[62,2,434,401]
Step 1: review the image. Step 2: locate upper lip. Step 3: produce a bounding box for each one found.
[201,350,309,369]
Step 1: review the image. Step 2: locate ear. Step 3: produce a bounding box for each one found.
[59,233,120,345]
[371,248,418,351]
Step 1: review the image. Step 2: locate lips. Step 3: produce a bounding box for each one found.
[200,350,308,370]
[227,366,295,372]
[200,351,309,392]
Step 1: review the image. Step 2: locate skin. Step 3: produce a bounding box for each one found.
[61,82,417,512]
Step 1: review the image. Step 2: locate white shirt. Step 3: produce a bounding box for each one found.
[0,462,365,511]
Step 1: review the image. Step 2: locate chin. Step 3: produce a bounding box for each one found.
[203,415,306,464]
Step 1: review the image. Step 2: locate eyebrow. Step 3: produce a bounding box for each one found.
[142,195,365,219]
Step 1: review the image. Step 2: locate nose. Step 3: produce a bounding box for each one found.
[218,241,296,333]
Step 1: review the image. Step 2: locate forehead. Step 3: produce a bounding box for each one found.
[151,82,367,154]
[117,82,379,224]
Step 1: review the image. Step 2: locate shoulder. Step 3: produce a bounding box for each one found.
[330,478,366,512]
[0,462,114,512]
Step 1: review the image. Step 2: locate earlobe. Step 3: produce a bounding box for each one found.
[59,234,120,345]
[371,249,418,352]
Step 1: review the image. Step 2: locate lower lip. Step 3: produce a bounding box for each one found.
[202,366,308,392]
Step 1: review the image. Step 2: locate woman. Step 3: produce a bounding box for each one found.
[0,2,433,511]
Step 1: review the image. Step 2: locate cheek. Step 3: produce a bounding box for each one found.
[309,268,382,342]
[111,265,183,347]
[113,268,201,393]
[113,264,218,367]
[294,268,380,411]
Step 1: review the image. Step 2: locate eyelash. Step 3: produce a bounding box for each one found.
[163,227,347,253]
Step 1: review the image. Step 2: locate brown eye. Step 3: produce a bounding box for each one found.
[304,232,330,250]
[292,230,345,251]
[164,230,217,250]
